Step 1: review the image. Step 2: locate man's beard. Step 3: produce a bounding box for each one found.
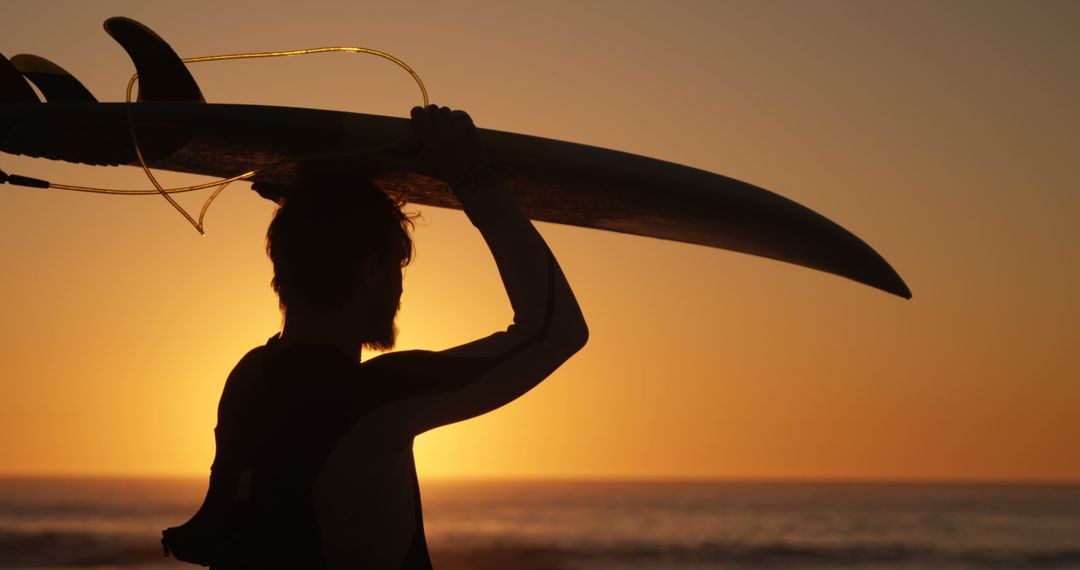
[362,297,400,352]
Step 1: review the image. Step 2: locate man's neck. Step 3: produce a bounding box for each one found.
[280,313,363,362]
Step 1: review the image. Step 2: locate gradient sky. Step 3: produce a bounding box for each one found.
[0,0,1077,482]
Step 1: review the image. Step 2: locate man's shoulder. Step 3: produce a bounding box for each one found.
[360,349,493,402]
[226,343,270,380]
[360,349,432,370]
[217,344,269,406]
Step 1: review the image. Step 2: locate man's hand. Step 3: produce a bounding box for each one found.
[410,105,489,188]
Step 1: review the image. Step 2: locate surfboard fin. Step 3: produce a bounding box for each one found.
[10,54,97,103]
[1,52,41,103]
[103,17,205,103]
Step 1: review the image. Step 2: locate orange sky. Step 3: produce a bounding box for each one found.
[1,1,1077,482]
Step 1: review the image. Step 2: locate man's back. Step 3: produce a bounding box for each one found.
[168,337,475,568]
[253,338,452,569]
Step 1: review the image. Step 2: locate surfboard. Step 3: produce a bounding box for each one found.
[0,18,911,299]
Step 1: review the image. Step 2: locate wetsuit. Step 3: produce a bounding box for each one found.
[162,173,588,569]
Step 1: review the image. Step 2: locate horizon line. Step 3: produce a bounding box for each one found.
[1,472,1078,486]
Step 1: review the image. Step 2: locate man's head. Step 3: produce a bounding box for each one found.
[266,180,415,351]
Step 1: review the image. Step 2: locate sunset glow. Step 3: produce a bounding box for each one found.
[1,0,1077,483]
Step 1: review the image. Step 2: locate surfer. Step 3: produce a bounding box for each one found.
[160,104,589,569]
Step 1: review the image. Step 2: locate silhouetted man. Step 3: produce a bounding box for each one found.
[162,105,588,569]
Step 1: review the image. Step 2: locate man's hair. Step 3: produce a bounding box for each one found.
[266,180,415,315]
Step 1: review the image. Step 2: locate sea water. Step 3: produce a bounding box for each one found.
[0,478,1077,569]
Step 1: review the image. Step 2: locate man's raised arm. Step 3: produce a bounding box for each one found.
[363,105,588,437]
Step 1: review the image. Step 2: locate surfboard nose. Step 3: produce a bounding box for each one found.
[103,17,206,103]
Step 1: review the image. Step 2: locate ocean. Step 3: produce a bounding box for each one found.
[0,478,1077,569]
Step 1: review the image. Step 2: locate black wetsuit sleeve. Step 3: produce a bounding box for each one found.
[361,173,589,439]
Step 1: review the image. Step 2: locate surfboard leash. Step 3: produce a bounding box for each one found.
[4,45,430,235]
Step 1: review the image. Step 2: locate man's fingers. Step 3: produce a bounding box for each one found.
[450,109,474,131]
[450,109,478,143]
[434,106,454,144]
[411,105,435,148]
[411,104,483,182]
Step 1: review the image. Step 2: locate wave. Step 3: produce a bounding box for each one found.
[0,529,163,568]
[558,540,1080,567]
[2,528,1080,569]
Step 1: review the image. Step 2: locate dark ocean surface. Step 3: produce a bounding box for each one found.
[0,478,1078,569]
